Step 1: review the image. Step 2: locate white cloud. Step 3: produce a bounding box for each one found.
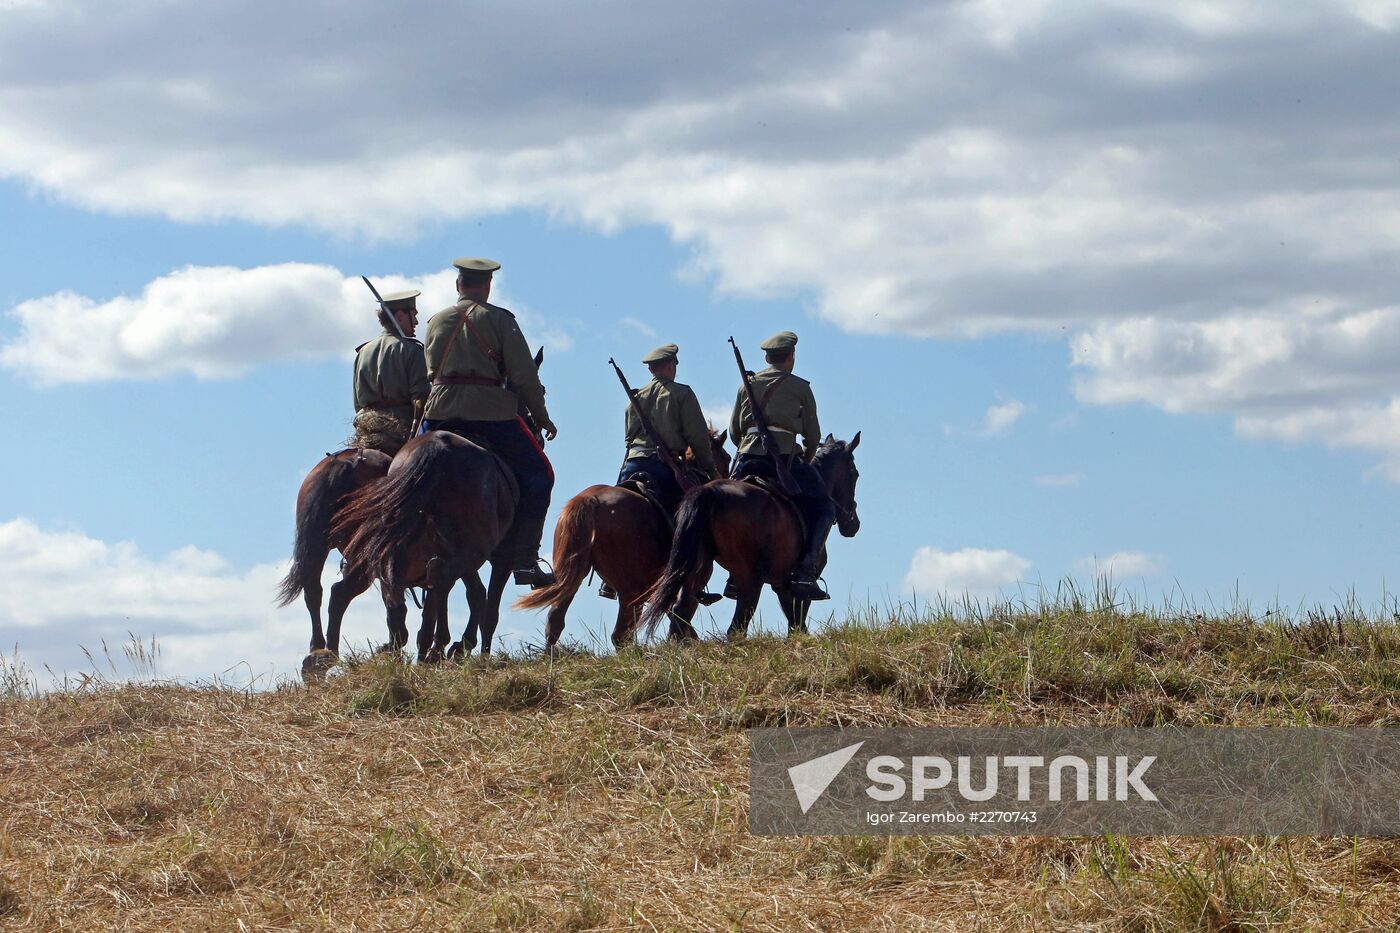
[0,517,536,683]
[982,398,1029,437]
[1071,305,1400,478]
[0,264,567,385]
[1033,472,1084,487]
[4,2,1400,470]
[0,2,1397,339]
[702,400,735,433]
[1074,551,1163,578]
[620,317,657,338]
[904,546,1032,597]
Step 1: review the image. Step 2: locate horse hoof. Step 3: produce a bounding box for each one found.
[301,649,338,683]
[445,642,467,662]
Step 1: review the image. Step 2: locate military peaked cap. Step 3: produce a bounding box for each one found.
[643,343,679,364]
[759,331,799,351]
[452,257,502,273]
[381,289,420,310]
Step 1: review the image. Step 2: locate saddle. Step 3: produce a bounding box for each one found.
[617,478,676,536]
[739,475,807,543]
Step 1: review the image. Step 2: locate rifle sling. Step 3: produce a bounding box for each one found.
[437,301,505,385]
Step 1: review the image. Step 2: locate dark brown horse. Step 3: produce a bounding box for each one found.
[641,433,862,640]
[276,448,409,670]
[332,430,517,662]
[281,348,545,671]
[514,431,731,648]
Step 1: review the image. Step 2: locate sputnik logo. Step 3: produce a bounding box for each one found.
[788,741,865,814]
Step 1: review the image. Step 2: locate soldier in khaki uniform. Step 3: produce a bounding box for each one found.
[729,331,836,599]
[421,258,559,587]
[618,343,717,511]
[352,289,430,451]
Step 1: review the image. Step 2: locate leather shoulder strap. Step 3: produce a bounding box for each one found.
[439,301,503,377]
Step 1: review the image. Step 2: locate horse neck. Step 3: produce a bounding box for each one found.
[815,449,842,495]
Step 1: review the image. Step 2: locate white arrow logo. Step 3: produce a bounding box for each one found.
[788,741,865,814]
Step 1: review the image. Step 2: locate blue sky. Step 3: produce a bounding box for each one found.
[3,1,1400,682]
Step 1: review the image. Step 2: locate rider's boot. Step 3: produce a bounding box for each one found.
[599,581,617,600]
[789,499,836,601]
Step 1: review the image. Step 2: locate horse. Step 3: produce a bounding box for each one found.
[640,433,862,640]
[280,348,545,672]
[276,447,409,675]
[332,430,518,663]
[513,431,731,649]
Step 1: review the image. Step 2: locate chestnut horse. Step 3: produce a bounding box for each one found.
[514,431,731,648]
[641,433,861,640]
[332,430,517,662]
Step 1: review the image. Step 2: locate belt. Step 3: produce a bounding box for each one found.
[434,374,504,387]
[745,426,794,435]
[361,400,409,411]
[626,445,681,459]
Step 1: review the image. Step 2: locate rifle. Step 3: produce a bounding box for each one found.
[361,275,408,340]
[728,336,798,494]
[608,358,697,492]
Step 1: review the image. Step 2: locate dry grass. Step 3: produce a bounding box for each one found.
[5,599,1400,931]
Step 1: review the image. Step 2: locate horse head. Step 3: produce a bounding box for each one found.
[816,431,861,538]
[710,429,731,478]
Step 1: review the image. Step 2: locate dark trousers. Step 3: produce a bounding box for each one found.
[733,453,837,566]
[617,456,682,513]
[424,417,554,564]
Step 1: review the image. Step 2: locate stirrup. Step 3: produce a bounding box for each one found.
[722,579,740,601]
[513,558,555,589]
[599,581,617,600]
[789,574,830,601]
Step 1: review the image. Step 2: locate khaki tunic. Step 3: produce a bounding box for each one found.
[729,366,821,459]
[352,329,430,423]
[624,378,716,475]
[422,298,551,424]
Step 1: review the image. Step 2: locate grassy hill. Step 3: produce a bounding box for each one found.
[5,600,1400,931]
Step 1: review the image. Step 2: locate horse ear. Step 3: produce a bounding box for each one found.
[849,431,861,451]
[717,430,728,446]
[534,346,545,368]
[823,432,834,444]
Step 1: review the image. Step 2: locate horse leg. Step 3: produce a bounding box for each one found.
[381,586,408,653]
[418,585,449,663]
[451,572,488,660]
[667,592,702,643]
[326,570,372,656]
[726,580,763,641]
[612,598,639,649]
[304,571,326,652]
[479,558,511,655]
[778,590,810,635]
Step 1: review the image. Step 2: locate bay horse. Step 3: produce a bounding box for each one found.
[280,348,544,671]
[641,433,861,640]
[514,431,731,648]
[332,430,517,662]
[276,447,409,672]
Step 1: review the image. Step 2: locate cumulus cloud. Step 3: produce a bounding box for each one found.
[905,546,1032,597]
[0,264,566,385]
[1071,305,1400,477]
[0,518,532,683]
[0,2,1398,340]
[1074,551,1163,578]
[982,398,1029,437]
[5,2,1400,468]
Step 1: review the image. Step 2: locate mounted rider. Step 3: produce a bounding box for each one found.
[618,343,718,512]
[729,331,836,600]
[351,289,430,455]
[420,257,559,588]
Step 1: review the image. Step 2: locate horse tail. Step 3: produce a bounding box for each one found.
[333,438,457,588]
[640,484,717,636]
[514,493,597,611]
[275,454,356,607]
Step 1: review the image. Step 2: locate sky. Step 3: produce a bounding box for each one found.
[4,0,1400,685]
